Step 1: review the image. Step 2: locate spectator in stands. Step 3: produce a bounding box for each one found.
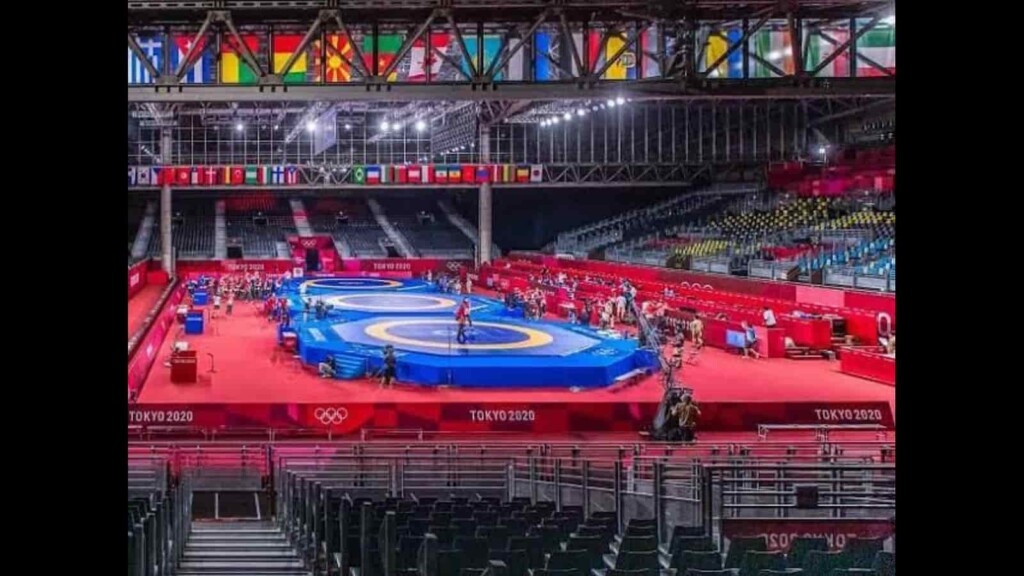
[762,306,777,328]
[885,332,896,356]
[741,321,761,359]
[672,394,701,442]
[319,355,336,378]
[465,276,473,294]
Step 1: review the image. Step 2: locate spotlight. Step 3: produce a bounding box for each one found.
[380,121,390,131]
[415,120,426,132]
[600,103,606,109]
[607,99,616,107]
[344,123,351,130]
[235,123,244,132]
[592,106,599,111]
[392,122,402,131]
[818,146,827,155]
[615,96,625,105]
[552,117,559,124]
[306,120,316,132]
[273,124,279,130]
[563,112,572,120]
[577,109,586,117]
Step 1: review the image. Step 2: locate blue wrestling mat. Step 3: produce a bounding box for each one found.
[279,275,657,388]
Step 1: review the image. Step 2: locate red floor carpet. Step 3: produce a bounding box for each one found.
[136,300,896,421]
[128,284,165,339]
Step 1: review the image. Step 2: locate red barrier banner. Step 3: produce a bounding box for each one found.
[176,260,298,275]
[128,283,187,398]
[722,518,894,552]
[128,260,148,299]
[340,259,470,275]
[840,347,896,387]
[127,400,892,433]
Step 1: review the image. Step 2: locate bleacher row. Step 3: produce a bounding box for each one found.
[295,494,894,576]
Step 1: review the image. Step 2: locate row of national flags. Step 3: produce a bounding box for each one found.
[129,165,299,186]
[353,164,543,185]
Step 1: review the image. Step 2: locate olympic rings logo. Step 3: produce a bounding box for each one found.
[314,407,349,425]
[446,261,460,271]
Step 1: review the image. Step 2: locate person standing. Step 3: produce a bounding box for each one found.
[689,314,705,350]
[672,395,701,442]
[381,346,397,388]
[455,298,472,344]
[742,321,761,359]
[226,293,234,316]
[762,306,777,328]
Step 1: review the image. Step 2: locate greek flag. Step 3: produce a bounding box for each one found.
[128,37,163,84]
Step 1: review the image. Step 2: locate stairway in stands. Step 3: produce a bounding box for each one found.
[177,520,309,576]
[332,353,367,378]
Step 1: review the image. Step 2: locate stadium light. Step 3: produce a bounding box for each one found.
[235,123,244,132]
[576,109,586,117]
[552,116,559,124]
[380,120,390,132]
[607,99,616,108]
[273,124,279,130]
[344,123,351,130]
[306,120,316,132]
[818,145,827,156]
[415,120,427,132]
[393,122,403,131]
[615,96,625,105]
[563,112,572,120]
[592,106,599,112]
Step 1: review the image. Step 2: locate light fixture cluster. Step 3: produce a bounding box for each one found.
[539,97,630,128]
[378,119,428,133]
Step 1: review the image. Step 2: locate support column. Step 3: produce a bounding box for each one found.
[477,124,493,266]
[160,129,173,275]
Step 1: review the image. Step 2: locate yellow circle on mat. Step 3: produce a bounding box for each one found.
[326,294,456,311]
[365,319,554,350]
[301,278,403,290]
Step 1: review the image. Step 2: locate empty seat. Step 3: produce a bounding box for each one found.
[476,525,510,551]
[547,549,591,575]
[872,551,895,576]
[452,536,489,569]
[612,550,660,572]
[674,550,723,573]
[739,550,786,576]
[802,551,851,576]
[843,538,884,569]
[489,549,529,576]
[566,535,606,568]
[508,536,544,569]
[787,538,828,567]
[726,536,768,569]
[617,535,657,554]
[532,570,583,576]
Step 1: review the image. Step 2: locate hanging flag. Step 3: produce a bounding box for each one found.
[244,166,259,184]
[394,165,408,184]
[170,35,212,83]
[530,165,543,183]
[231,166,245,184]
[128,167,137,187]
[270,165,285,184]
[641,25,660,78]
[314,34,354,83]
[856,23,895,77]
[435,167,449,184]
[221,35,261,84]
[461,165,475,184]
[366,165,382,184]
[285,166,299,185]
[534,31,552,81]
[476,165,492,183]
[150,166,163,186]
[408,33,450,82]
[128,36,163,84]
[408,165,423,182]
[273,35,308,83]
[202,166,220,185]
[421,165,434,183]
[190,166,201,185]
[502,35,526,81]
[502,165,514,183]
[137,166,151,185]
[363,34,403,81]
[448,166,463,184]
[806,28,850,77]
[462,35,503,79]
[604,33,634,80]
[352,165,366,184]
[751,29,793,78]
[258,165,271,184]
[515,166,530,183]
[176,166,191,185]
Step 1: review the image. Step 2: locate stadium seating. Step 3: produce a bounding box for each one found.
[307,197,389,258]
[145,199,216,258]
[224,198,296,258]
[378,197,474,258]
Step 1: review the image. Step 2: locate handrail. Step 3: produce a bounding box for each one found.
[127,276,178,358]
